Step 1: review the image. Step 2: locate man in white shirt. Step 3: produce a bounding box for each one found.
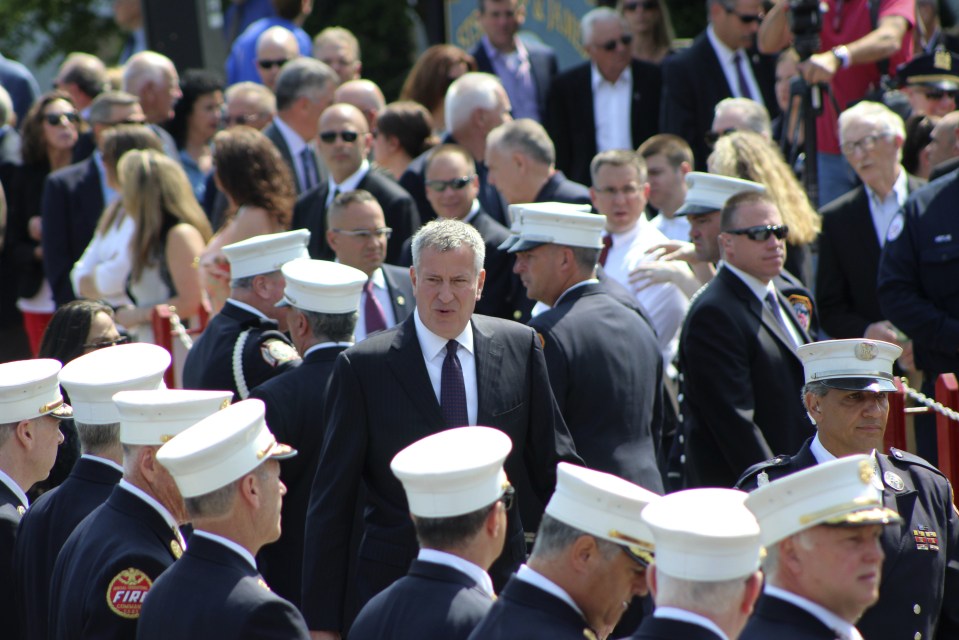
[637,134,693,242]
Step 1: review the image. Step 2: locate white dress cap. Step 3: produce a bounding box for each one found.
[500,202,593,251]
[59,343,171,425]
[156,398,296,498]
[798,338,902,393]
[509,204,605,253]
[0,359,71,423]
[276,258,368,314]
[745,454,901,547]
[390,426,513,518]
[675,172,765,216]
[545,462,659,565]
[113,388,233,445]
[222,229,311,279]
[641,488,762,581]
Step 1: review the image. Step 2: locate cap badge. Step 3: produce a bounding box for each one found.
[884,470,905,492]
[106,568,153,619]
[936,49,952,71]
[220,398,231,410]
[170,539,183,559]
[859,459,874,484]
[757,470,770,487]
[38,398,64,414]
[855,342,878,361]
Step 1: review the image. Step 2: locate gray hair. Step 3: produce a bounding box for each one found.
[88,91,140,125]
[581,7,629,45]
[274,58,338,112]
[714,98,772,138]
[122,51,175,96]
[75,421,121,456]
[839,100,906,142]
[411,218,486,276]
[444,72,503,133]
[487,118,555,166]
[531,514,623,560]
[225,81,277,115]
[0,421,16,448]
[653,572,750,616]
[300,309,357,343]
[184,462,269,518]
[58,52,108,99]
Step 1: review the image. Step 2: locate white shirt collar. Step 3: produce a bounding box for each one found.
[118,478,180,533]
[765,584,864,640]
[413,308,474,361]
[590,62,632,91]
[80,453,125,473]
[303,341,353,358]
[0,468,28,508]
[370,266,387,289]
[516,565,585,618]
[192,529,258,570]
[864,165,909,209]
[226,298,270,320]
[555,278,600,306]
[653,607,730,640]
[272,115,308,156]
[329,159,370,194]
[463,199,481,223]
[722,262,775,303]
[417,548,495,597]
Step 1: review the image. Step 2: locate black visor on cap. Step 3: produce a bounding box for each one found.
[820,376,897,393]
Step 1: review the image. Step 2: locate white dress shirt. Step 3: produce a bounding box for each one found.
[80,454,124,474]
[70,212,136,307]
[865,167,908,247]
[651,211,691,242]
[653,606,730,640]
[0,468,28,509]
[591,63,633,153]
[722,263,803,347]
[354,267,399,342]
[706,25,764,106]
[418,548,495,597]
[765,584,864,640]
[413,310,478,426]
[192,530,257,569]
[325,160,370,207]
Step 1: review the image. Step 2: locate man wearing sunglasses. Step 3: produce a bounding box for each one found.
[897,48,959,118]
[254,26,300,91]
[661,0,778,171]
[225,0,312,86]
[680,190,812,489]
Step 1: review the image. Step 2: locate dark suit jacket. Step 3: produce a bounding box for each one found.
[466,576,593,639]
[137,534,310,639]
[531,282,664,492]
[679,266,812,488]
[49,485,181,640]
[40,157,105,306]
[380,263,415,324]
[471,38,558,121]
[630,616,724,639]
[929,155,959,182]
[0,126,21,165]
[4,162,50,300]
[262,120,327,195]
[291,168,421,266]
[0,481,25,640]
[661,32,778,171]
[535,171,591,205]
[740,593,839,640]
[301,314,580,632]
[14,458,121,640]
[817,177,922,339]
[248,344,347,607]
[545,60,661,186]
[349,559,493,640]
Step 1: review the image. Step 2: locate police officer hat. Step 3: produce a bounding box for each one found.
[798,338,902,393]
[222,229,310,279]
[675,172,765,217]
[275,258,367,314]
[499,202,593,251]
[0,359,72,422]
[113,388,233,446]
[896,48,959,91]
[508,203,605,254]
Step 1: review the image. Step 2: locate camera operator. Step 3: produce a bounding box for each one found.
[758,0,915,206]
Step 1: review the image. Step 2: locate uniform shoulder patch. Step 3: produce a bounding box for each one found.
[786,294,812,332]
[105,568,153,619]
[887,448,947,479]
[735,455,793,489]
[260,339,299,368]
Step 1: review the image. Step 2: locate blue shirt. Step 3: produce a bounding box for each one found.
[179,149,209,203]
[225,17,312,85]
[481,36,540,121]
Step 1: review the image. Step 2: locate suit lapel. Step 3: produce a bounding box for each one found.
[720,268,801,355]
[875,455,918,575]
[473,318,505,425]
[381,267,411,320]
[386,317,446,430]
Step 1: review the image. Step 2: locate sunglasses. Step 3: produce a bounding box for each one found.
[319,130,360,144]
[221,112,262,127]
[725,224,789,241]
[82,335,130,350]
[331,227,393,240]
[257,58,289,70]
[598,34,633,52]
[426,175,474,192]
[925,90,958,101]
[623,0,659,10]
[724,4,765,24]
[704,127,737,148]
[500,484,516,511]
[44,112,80,126]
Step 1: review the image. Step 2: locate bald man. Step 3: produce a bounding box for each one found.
[255,26,301,91]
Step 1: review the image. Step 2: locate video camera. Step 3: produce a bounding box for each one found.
[788,0,824,60]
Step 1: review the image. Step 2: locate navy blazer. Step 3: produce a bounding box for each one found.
[262,120,327,194]
[534,171,591,206]
[350,559,493,640]
[471,38,558,121]
[740,593,840,640]
[137,534,310,639]
[0,480,25,640]
[467,576,593,639]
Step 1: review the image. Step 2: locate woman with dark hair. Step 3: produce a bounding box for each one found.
[163,69,224,202]
[6,91,82,355]
[619,0,675,64]
[372,101,438,179]
[400,45,477,135]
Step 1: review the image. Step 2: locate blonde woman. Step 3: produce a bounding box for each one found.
[708,131,821,285]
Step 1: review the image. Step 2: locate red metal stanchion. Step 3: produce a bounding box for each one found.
[936,373,959,489]
[885,376,908,452]
[150,306,176,388]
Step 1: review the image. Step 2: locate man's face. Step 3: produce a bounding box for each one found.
[809,388,889,457]
[260,272,290,330]
[327,201,388,276]
[644,153,686,212]
[579,545,649,634]
[412,245,485,340]
[688,211,721,262]
[256,40,298,91]
[425,152,479,220]
[31,415,64,482]
[927,119,959,167]
[908,86,957,118]
[256,460,286,545]
[591,163,647,235]
[711,0,763,51]
[113,0,142,30]
[513,244,565,306]
[318,107,370,182]
[148,66,181,124]
[585,18,632,81]
[720,200,785,283]
[785,525,884,622]
[299,86,335,141]
[471,87,512,142]
[479,0,524,51]
[840,119,901,191]
[224,94,272,131]
[485,144,526,205]
[316,41,361,85]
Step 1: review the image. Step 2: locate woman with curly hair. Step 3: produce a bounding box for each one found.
[199,125,296,313]
[618,0,675,64]
[400,44,477,135]
[708,130,820,285]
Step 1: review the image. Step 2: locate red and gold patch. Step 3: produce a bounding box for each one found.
[105,568,152,618]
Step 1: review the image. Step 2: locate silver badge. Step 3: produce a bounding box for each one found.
[884,470,905,492]
[757,471,770,487]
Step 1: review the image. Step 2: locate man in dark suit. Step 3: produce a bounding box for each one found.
[13,343,171,640]
[350,427,510,640]
[661,0,777,171]
[928,111,959,181]
[510,204,664,492]
[399,72,511,225]
[301,218,580,639]
[737,338,959,640]
[261,58,336,195]
[470,0,557,123]
[49,387,231,640]
[138,400,310,639]
[292,103,420,264]
[680,190,812,488]
[545,8,661,186]
[249,258,366,607]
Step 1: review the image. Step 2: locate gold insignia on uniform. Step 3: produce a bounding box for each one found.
[17,505,26,516]
[105,568,153,619]
[260,340,298,368]
[38,398,64,414]
[855,342,878,361]
[936,49,952,70]
[583,629,599,640]
[512,310,522,320]
[170,539,183,559]
[159,434,174,443]
[396,295,406,306]
[859,459,874,484]
[787,294,812,332]
[220,398,230,410]
[257,578,272,591]
[884,470,905,492]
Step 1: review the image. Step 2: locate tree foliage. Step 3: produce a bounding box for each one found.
[0,0,120,66]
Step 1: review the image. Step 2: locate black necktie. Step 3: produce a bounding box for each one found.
[733,52,754,100]
[441,340,468,427]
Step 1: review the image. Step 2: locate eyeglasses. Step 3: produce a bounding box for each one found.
[704,127,737,148]
[221,112,264,127]
[723,4,765,24]
[319,130,360,144]
[106,118,146,127]
[924,89,958,101]
[724,224,789,241]
[82,335,130,350]
[598,34,633,52]
[623,0,659,11]
[44,112,80,126]
[593,184,641,197]
[839,133,892,156]
[499,484,516,511]
[426,175,475,192]
[257,58,289,70]
[331,227,393,240]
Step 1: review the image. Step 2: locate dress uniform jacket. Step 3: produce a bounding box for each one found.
[14,457,122,640]
[530,282,664,493]
[301,314,580,633]
[740,593,841,640]
[248,344,348,607]
[49,484,182,640]
[0,479,26,640]
[466,575,594,640]
[737,438,959,640]
[629,616,724,639]
[136,533,310,640]
[182,299,300,401]
[349,559,493,640]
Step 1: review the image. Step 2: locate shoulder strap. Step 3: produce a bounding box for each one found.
[232,329,252,400]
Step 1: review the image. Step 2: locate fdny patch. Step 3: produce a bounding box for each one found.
[105,568,153,618]
[536,332,546,349]
[787,294,812,332]
[260,339,297,368]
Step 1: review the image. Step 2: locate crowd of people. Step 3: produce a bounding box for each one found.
[1,0,959,638]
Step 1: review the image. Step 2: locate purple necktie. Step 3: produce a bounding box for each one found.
[733,52,754,100]
[441,340,468,427]
[364,280,388,335]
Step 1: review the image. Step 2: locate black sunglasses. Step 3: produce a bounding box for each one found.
[426,175,474,192]
[925,90,958,101]
[45,112,80,126]
[257,58,289,70]
[319,130,360,144]
[623,1,659,11]
[82,335,130,351]
[599,34,633,52]
[724,4,765,23]
[725,224,789,241]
